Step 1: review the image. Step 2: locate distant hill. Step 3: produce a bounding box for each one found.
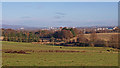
[1,24,40,30]
[2,24,23,29]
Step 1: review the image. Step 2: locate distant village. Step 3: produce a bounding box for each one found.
[18,26,119,33]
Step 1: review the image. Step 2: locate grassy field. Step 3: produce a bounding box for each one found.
[2,41,118,66]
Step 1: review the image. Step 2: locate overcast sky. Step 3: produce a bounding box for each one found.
[2,2,118,27]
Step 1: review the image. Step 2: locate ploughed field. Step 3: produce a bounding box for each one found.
[2,41,118,66]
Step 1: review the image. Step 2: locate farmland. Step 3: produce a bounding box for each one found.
[2,41,118,66]
[84,33,118,41]
[2,2,120,67]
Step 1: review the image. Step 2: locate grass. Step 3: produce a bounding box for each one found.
[2,41,118,66]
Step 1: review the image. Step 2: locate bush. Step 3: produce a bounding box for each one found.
[94,39,105,47]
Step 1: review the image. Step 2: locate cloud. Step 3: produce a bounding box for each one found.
[54,15,64,19]
[54,12,66,19]
[55,12,66,15]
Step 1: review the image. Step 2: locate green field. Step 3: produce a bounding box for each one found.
[2,41,118,66]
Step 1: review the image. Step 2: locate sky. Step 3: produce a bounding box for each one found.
[2,2,118,27]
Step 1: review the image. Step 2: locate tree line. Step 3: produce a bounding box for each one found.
[1,27,120,49]
[1,27,78,42]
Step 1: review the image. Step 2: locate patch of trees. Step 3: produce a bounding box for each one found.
[68,32,105,47]
[2,29,39,42]
[1,27,78,43]
[53,27,78,42]
[35,30,54,38]
[88,32,120,49]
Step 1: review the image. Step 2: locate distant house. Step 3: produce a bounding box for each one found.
[113,27,119,30]
[39,38,50,42]
[108,28,113,30]
[96,28,107,31]
[0,36,4,41]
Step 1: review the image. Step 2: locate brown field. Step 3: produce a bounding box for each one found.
[84,33,119,41]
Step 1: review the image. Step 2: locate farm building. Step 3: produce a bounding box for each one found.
[39,38,50,42]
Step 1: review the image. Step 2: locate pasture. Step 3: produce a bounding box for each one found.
[2,41,118,66]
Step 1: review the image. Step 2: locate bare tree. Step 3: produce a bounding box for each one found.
[89,32,97,47]
[77,34,88,43]
[109,33,120,48]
